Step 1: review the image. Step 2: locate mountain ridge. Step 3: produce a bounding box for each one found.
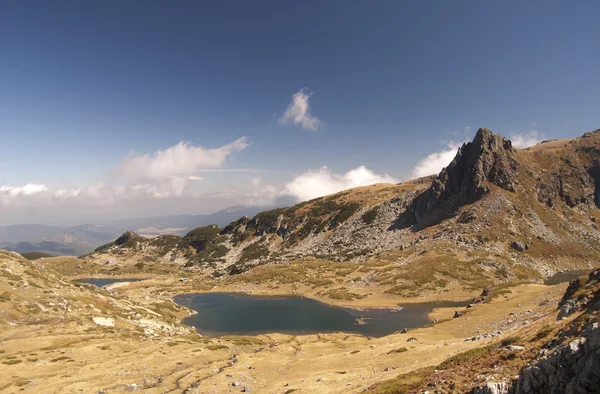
[87,128,600,296]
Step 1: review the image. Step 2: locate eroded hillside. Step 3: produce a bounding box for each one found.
[84,128,600,300]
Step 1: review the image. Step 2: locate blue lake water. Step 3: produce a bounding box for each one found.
[75,278,146,287]
[544,270,590,286]
[174,292,469,337]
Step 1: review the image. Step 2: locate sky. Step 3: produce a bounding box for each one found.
[1,1,599,225]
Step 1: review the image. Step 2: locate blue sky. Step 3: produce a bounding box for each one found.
[0,1,599,224]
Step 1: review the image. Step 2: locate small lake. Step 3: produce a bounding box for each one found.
[174,292,469,338]
[75,278,146,287]
[544,270,590,286]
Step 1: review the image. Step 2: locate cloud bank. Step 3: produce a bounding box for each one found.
[279,88,321,130]
[0,138,250,217]
[283,166,397,202]
[510,130,545,149]
[411,142,462,179]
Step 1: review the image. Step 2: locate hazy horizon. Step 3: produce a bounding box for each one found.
[1,1,599,225]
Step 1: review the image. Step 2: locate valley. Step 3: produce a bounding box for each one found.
[2,128,600,393]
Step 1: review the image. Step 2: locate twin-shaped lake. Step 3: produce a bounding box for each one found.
[76,278,469,337]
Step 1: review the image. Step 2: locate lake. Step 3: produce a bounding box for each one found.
[544,270,590,286]
[75,278,146,287]
[174,292,469,337]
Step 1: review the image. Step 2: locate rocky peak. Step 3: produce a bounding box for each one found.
[404,128,519,227]
[114,231,141,246]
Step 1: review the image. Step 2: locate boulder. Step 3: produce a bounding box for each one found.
[510,241,526,252]
[557,299,579,320]
[471,381,509,394]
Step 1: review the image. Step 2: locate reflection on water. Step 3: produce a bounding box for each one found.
[174,292,469,338]
[75,278,146,287]
[544,270,589,286]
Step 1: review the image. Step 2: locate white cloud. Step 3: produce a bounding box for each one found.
[411,142,462,179]
[119,137,248,181]
[284,165,397,202]
[510,130,545,149]
[0,138,250,215]
[115,137,248,196]
[279,88,321,131]
[0,183,48,196]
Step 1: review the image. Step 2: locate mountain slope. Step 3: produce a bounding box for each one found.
[88,128,600,296]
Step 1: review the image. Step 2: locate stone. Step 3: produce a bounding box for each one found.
[401,328,409,333]
[407,337,418,342]
[510,241,526,252]
[557,299,578,320]
[453,311,462,318]
[511,322,600,394]
[92,317,115,327]
[470,381,508,394]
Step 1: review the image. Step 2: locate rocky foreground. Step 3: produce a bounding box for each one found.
[1,245,599,393]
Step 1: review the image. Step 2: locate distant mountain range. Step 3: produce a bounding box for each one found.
[0,205,270,256]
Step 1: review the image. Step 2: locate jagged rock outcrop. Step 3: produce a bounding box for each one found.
[509,323,600,394]
[401,128,519,228]
[471,381,509,394]
[536,130,600,209]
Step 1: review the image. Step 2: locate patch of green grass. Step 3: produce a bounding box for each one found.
[238,242,270,263]
[500,336,523,347]
[366,369,429,394]
[183,225,221,252]
[222,337,265,346]
[50,356,71,362]
[387,347,408,354]
[437,347,489,370]
[206,344,229,351]
[350,350,360,354]
[320,288,366,300]
[362,205,380,225]
[330,202,361,226]
[534,325,554,340]
[2,359,22,365]
[14,379,30,387]
[20,252,55,260]
[0,269,21,281]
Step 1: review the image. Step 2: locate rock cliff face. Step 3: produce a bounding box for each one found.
[509,269,600,394]
[510,323,600,394]
[534,130,600,209]
[402,128,519,228]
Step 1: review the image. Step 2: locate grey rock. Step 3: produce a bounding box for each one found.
[510,323,600,394]
[510,241,526,252]
[471,381,509,394]
[557,299,579,320]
